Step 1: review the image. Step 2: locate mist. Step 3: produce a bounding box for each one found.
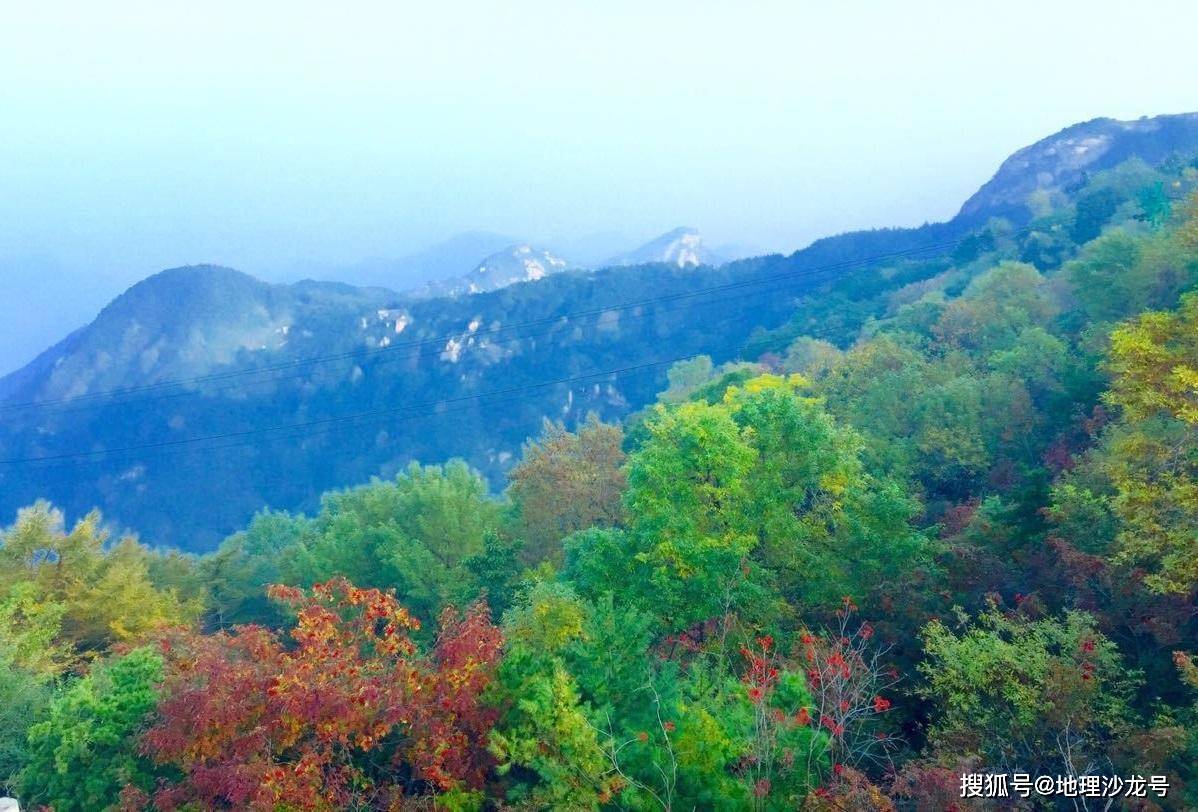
[2,0,1196,373]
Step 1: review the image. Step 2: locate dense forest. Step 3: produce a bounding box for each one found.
[11,118,1197,555]
[5,154,1198,810]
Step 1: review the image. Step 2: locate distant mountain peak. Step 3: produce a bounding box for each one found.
[605,227,722,269]
[470,244,570,287]
[413,244,573,298]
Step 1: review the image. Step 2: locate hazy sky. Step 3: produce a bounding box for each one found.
[2,1,1197,373]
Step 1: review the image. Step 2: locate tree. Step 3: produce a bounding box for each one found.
[795,600,900,779]
[726,375,930,610]
[0,502,200,656]
[142,578,503,810]
[202,510,307,628]
[19,647,164,812]
[1072,187,1123,243]
[735,633,832,809]
[508,414,626,566]
[623,400,762,630]
[781,338,842,378]
[659,355,716,402]
[1066,227,1198,326]
[1101,293,1198,593]
[932,262,1057,354]
[286,461,503,626]
[488,580,618,808]
[462,530,525,618]
[919,608,1139,777]
[0,656,51,795]
[1178,190,1198,250]
[0,581,69,677]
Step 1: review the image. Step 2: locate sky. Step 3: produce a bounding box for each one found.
[1,0,1197,373]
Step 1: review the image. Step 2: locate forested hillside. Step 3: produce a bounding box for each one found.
[4,128,1198,808]
[4,115,1197,552]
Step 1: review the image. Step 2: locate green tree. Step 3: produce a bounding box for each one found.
[488,580,617,808]
[727,375,930,609]
[19,647,164,811]
[202,509,308,627]
[462,530,525,618]
[0,502,199,655]
[623,399,761,629]
[920,609,1138,777]
[287,460,503,624]
[0,657,50,795]
[660,355,716,402]
[1101,293,1198,593]
[932,262,1057,354]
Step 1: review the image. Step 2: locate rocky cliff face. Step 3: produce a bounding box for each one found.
[412,244,574,298]
[604,227,724,268]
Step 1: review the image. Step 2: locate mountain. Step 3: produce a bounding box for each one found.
[0,266,398,406]
[957,113,1198,224]
[410,245,574,299]
[2,112,1197,551]
[604,227,724,268]
[310,231,520,291]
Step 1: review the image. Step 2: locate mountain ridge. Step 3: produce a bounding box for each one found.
[957,112,1198,223]
[409,244,575,299]
[7,112,1198,410]
[3,112,1198,550]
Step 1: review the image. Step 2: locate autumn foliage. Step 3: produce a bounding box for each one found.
[11,163,1198,808]
[137,578,501,810]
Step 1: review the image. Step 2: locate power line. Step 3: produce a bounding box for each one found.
[0,227,1010,414]
[19,270,858,419]
[0,356,683,465]
[0,279,921,470]
[0,224,1030,467]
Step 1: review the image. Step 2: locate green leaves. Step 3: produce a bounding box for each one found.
[267,460,505,628]
[1095,294,1198,593]
[623,400,759,630]
[19,648,164,812]
[919,609,1137,776]
[0,502,200,657]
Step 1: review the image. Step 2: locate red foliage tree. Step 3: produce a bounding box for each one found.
[137,578,501,810]
[799,599,901,777]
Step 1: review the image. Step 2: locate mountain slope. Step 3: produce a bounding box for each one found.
[410,245,574,298]
[604,227,723,268]
[957,113,1198,223]
[2,112,1197,551]
[0,266,396,405]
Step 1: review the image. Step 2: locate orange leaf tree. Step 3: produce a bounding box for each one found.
[138,578,501,810]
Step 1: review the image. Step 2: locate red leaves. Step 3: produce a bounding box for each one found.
[799,603,902,773]
[407,600,504,792]
[740,637,781,705]
[141,580,502,809]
